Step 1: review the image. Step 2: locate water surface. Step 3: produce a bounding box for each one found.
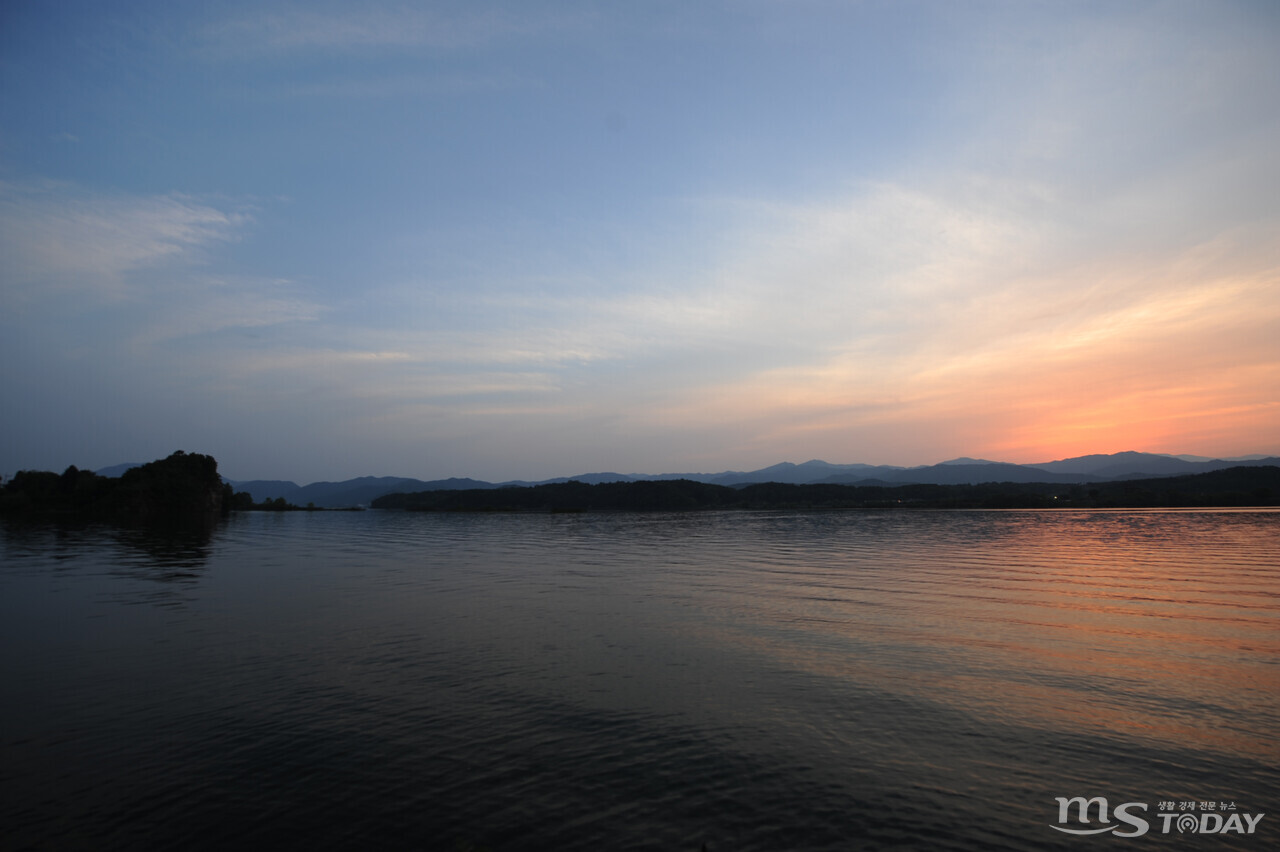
[2,509,1277,850]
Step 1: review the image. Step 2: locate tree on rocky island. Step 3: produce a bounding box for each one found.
[114,451,228,520]
[1,450,233,521]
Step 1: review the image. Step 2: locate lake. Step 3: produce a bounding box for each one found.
[2,508,1277,850]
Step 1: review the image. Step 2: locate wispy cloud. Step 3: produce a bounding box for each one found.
[255,137,1276,467]
[572,145,1280,465]
[5,1,1275,480]
[0,182,324,376]
[0,181,246,304]
[126,276,325,347]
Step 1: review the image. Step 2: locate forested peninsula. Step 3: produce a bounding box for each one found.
[373,465,1280,512]
[0,451,237,521]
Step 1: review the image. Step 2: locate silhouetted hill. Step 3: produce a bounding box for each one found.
[230,480,303,503]
[374,479,736,512]
[1025,451,1280,479]
[818,462,1093,486]
[1083,465,1280,507]
[373,466,1280,512]
[95,462,144,478]
[225,476,496,507]
[698,460,893,486]
[298,476,495,507]
[4,451,232,521]
[534,453,1280,489]
[809,454,1280,487]
[77,450,1274,508]
[1029,450,1196,476]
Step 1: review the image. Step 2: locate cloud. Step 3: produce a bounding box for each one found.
[572,3,1280,466]
[125,276,326,347]
[579,144,1280,465]
[260,130,1276,470]
[7,2,1275,480]
[0,182,324,402]
[940,1,1280,204]
[0,181,246,304]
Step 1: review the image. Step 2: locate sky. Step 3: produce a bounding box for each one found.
[2,0,1278,484]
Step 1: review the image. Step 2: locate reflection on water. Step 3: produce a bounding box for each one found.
[1,509,1277,850]
[1,517,218,607]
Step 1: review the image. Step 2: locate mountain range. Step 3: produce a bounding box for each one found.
[118,450,1276,508]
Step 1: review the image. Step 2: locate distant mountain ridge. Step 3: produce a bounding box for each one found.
[226,476,492,507]
[166,450,1280,508]
[374,465,1280,512]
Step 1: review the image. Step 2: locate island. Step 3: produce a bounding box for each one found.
[1,451,235,521]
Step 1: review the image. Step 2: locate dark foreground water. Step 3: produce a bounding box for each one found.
[2,509,1277,851]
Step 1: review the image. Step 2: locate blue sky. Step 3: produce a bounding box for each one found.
[3,1,1278,483]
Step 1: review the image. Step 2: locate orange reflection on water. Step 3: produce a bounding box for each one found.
[682,510,1280,764]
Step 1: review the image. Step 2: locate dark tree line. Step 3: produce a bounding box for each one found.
[237,496,338,512]
[1,451,234,521]
[373,479,736,512]
[7,455,1275,518]
[372,466,1280,513]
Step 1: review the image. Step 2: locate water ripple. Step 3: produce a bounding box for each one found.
[2,509,1277,850]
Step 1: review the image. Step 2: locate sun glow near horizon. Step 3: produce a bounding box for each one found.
[1,1,1277,483]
